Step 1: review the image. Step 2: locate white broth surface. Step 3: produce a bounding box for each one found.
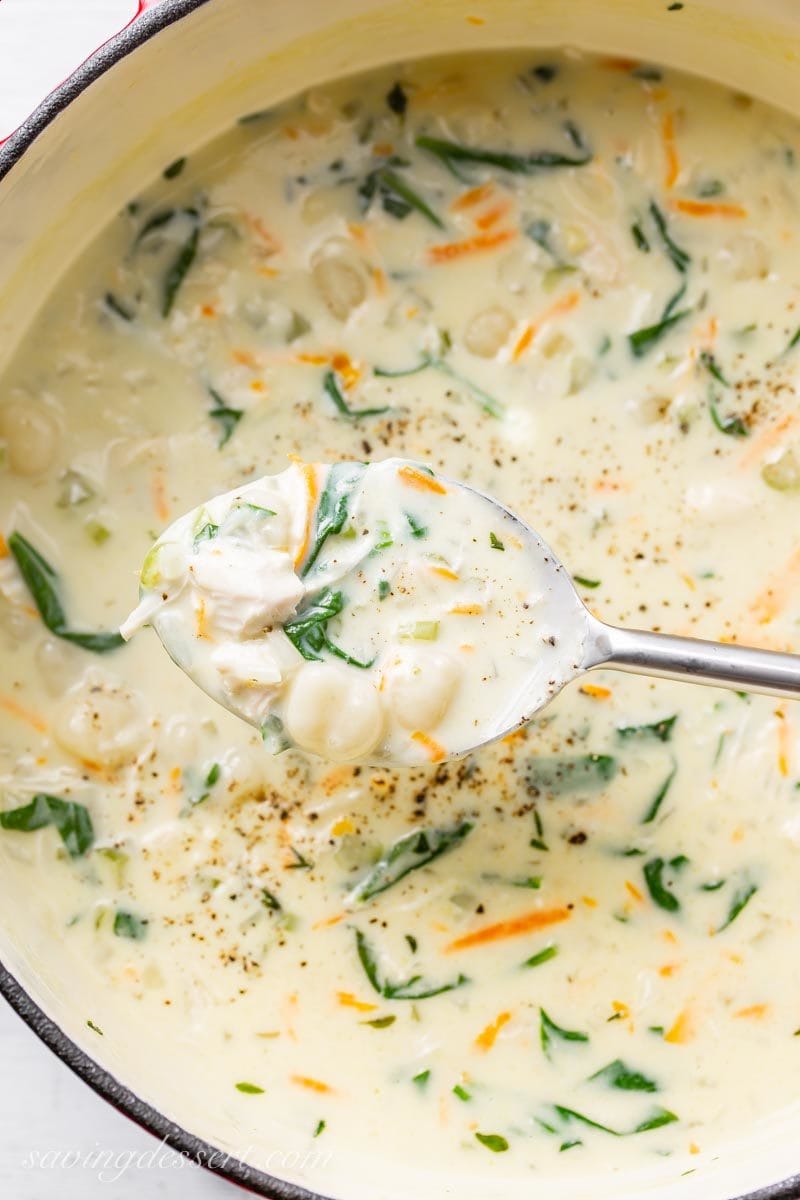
[3,49,800,1187]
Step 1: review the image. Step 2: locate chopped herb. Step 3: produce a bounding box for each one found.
[323,370,391,422]
[8,531,124,653]
[632,66,662,81]
[489,531,505,550]
[715,879,758,933]
[532,63,558,82]
[642,761,677,824]
[590,1059,658,1092]
[710,398,748,438]
[631,222,650,252]
[648,1025,665,1035]
[364,1015,397,1028]
[540,1008,589,1057]
[351,821,473,902]
[416,132,591,175]
[512,876,542,889]
[643,856,687,912]
[0,794,94,858]
[453,1084,471,1101]
[782,327,800,357]
[701,879,725,892]
[354,929,469,1000]
[378,579,391,600]
[163,156,187,179]
[313,1119,326,1137]
[526,218,559,258]
[696,178,724,197]
[302,460,366,574]
[193,521,219,546]
[104,292,134,321]
[287,846,312,870]
[617,714,677,742]
[475,1133,509,1153]
[552,1105,617,1136]
[649,201,690,273]
[86,1019,104,1036]
[526,754,617,795]
[373,357,432,378]
[113,910,148,940]
[634,1107,678,1133]
[412,1069,430,1088]
[405,934,418,953]
[188,761,220,808]
[530,838,549,852]
[372,354,504,417]
[522,944,559,969]
[57,469,95,508]
[235,1082,265,1095]
[86,520,111,546]
[667,2,683,9]
[405,512,428,540]
[207,387,243,448]
[386,82,408,116]
[261,888,282,911]
[134,207,179,245]
[574,575,601,589]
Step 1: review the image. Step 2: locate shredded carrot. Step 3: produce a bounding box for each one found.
[290,1074,334,1094]
[625,880,644,902]
[430,565,460,582]
[665,1008,694,1044]
[0,694,47,734]
[444,906,571,953]
[291,459,319,569]
[397,464,447,494]
[689,1142,700,1155]
[331,352,362,390]
[372,142,394,157]
[474,1011,512,1051]
[312,911,345,930]
[603,56,640,71]
[680,572,697,593]
[466,14,485,24]
[245,213,281,255]
[283,125,299,140]
[249,379,267,393]
[502,727,528,745]
[428,228,516,264]
[195,599,213,641]
[475,200,512,231]
[0,533,8,558]
[669,197,747,219]
[450,182,494,212]
[511,290,582,362]
[612,1000,630,1019]
[372,266,388,296]
[734,1003,769,1019]
[449,604,484,616]
[582,895,598,908]
[739,413,798,470]
[659,963,680,977]
[232,348,260,368]
[748,545,800,625]
[662,111,680,189]
[337,991,378,1013]
[295,352,329,366]
[580,683,612,700]
[152,467,169,523]
[200,303,217,318]
[411,730,447,763]
[331,817,354,836]
[662,929,678,945]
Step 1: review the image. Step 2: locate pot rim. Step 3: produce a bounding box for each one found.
[0,4,799,1199]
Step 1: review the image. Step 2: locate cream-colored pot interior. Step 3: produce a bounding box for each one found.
[2,1,800,1197]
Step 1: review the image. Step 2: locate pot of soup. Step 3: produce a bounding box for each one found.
[3,1,800,1197]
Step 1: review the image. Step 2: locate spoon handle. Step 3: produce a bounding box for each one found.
[587,619,800,700]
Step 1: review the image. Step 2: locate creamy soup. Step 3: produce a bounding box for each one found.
[124,457,584,763]
[3,49,800,1192]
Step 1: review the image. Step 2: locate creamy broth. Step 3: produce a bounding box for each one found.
[125,457,583,763]
[2,49,800,1190]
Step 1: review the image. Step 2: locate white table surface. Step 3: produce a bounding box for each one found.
[0,2,236,1195]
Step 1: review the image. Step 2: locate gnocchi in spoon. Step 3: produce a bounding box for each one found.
[122,457,800,765]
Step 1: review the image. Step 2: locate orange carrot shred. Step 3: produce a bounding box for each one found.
[449,604,484,616]
[291,459,319,569]
[511,290,582,362]
[475,200,512,231]
[474,1011,512,1051]
[733,1003,769,1019]
[580,684,611,700]
[662,112,680,189]
[0,695,48,734]
[444,906,571,953]
[430,565,459,581]
[411,731,447,763]
[152,468,169,523]
[665,1009,694,1044]
[397,465,447,494]
[428,228,516,264]
[669,197,747,218]
[450,183,494,212]
[337,991,378,1013]
[625,880,644,902]
[290,1074,334,1094]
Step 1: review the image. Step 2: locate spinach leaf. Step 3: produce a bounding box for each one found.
[359,166,443,228]
[475,1132,509,1153]
[113,910,148,940]
[643,856,687,912]
[552,1105,618,1136]
[631,222,650,252]
[386,82,407,116]
[354,929,469,1000]
[700,350,729,386]
[540,1008,589,1057]
[8,532,124,653]
[163,157,186,180]
[283,588,373,668]
[521,944,559,969]
[416,132,591,175]
[617,715,677,742]
[0,794,94,857]
[628,288,691,357]
[162,216,200,316]
[642,760,677,824]
[709,397,748,438]
[104,292,134,321]
[714,878,758,933]
[351,821,473,902]
[302,461,366,574]
[574,575,601,589]
[525,754,617,795]
[649,201,690,273]
[590,1059,658,1092]
[323,371,390,421]
[372,355,503,417]
[633,1108,678,1133]
[208,387,243,447]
